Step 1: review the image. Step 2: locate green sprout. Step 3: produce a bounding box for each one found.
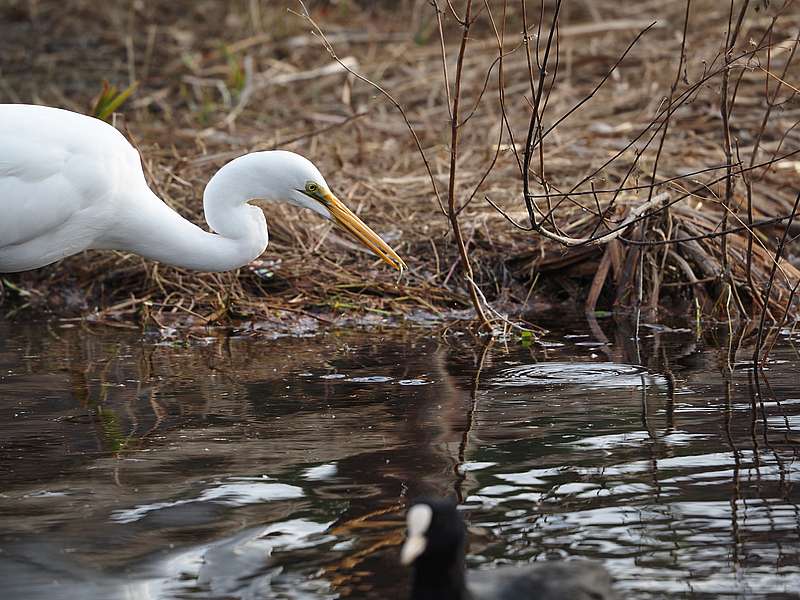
[92,80,138,122]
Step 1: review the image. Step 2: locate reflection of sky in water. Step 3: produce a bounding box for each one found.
[346,376,393,383]
[302,462,338,480]
[138,518,336,600]
[491,362,667,389]
[569,430,708,449]
[112,479,304,523]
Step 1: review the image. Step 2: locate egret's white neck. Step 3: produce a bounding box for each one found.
[98,161,269,272]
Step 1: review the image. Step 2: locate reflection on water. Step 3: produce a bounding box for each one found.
[491,362,664,388]
[1,319,799,599]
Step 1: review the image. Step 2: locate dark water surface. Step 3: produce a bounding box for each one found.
[1,319,799,599]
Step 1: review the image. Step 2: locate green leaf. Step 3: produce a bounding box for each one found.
[92,80,138,122]
[1,278,31,297]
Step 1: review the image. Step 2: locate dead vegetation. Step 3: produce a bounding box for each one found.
[1,0,799,340]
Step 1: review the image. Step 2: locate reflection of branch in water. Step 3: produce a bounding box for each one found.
[640,374,657,443]
[584,313,614,362]
[144,389,167,437]
[327,529,407,592]
[639,382,671,554]
[751,369,795,506]
[722,376,743,566]
[747,370,772,535]
[453,338,493,503]
[321,501,407,592]
[88,342,126,454]
[759,369,796,446]
[750,372,787,564]
[644,454,683,576]
[747,371,762,475]
[751,370,783,460]
[659,345,676,433]
[747,367,800,572]
[639,336,684,569]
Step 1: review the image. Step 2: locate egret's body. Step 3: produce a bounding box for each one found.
[0,104,405,273]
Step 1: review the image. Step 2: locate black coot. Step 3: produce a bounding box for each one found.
[400,498,619,600]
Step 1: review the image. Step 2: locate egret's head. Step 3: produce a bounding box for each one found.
[247,150,406,271]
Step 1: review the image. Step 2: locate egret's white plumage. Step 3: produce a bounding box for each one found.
[0,104,405,273]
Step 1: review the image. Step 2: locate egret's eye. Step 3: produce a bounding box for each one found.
[305,181,320,194]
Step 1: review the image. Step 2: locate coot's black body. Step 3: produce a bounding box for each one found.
[465,561,617,600]
[401,499,618,600]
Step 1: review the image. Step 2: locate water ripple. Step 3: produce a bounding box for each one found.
[491,362,666,389]
[112,479,304,523]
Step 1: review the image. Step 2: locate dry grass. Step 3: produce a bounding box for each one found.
[1,0,799,332]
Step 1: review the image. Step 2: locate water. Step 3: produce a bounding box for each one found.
[1,319,799,599]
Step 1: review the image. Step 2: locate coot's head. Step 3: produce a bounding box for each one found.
[400,498,466,569]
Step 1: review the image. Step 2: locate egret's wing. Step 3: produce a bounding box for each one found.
[0,105,129,251]
[0,137,80,248]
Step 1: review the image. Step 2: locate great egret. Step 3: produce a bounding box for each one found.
[0,104,406,274]
[401,499,618,600]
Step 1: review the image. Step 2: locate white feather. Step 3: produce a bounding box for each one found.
[0,104,349,273]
